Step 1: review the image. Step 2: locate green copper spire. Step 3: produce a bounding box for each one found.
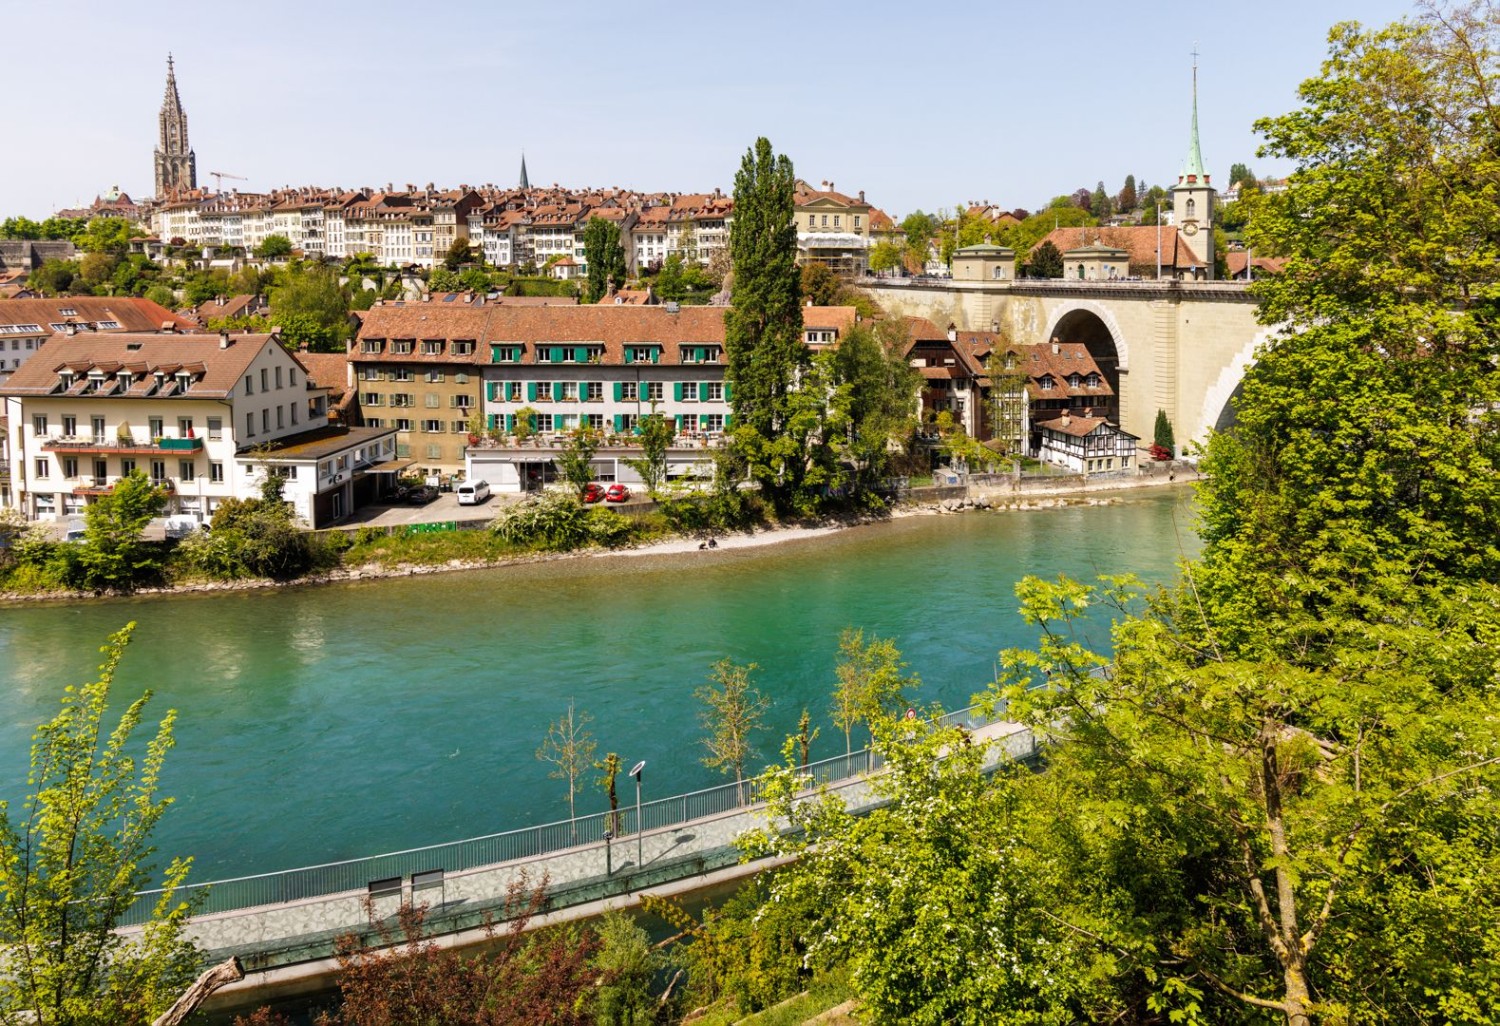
[1180,53,1207,181]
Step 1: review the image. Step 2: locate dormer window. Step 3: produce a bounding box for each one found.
[176,372,193,393]
[59,307,77,316]
[59,372,74,389]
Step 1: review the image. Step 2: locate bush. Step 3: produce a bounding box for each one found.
[493,491,593,550]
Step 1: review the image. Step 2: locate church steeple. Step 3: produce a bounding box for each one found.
[519,152,530,190]
[154,54,197,198]
[1170,49,1215,277]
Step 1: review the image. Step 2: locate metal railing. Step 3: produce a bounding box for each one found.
[122,704,1004,927]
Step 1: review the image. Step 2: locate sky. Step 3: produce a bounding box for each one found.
[4,0,1422,222]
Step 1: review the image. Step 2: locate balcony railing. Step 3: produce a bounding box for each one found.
[43,436,204,454]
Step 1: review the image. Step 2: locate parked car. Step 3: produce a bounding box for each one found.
[456,479,491,505]
[605,483,631,503]
[583,482,605,504]
[406,485,439,505]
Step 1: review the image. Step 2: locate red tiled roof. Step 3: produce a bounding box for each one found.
[1033,225,1203,274]
[0,297,197,335]
[0,332,287,397]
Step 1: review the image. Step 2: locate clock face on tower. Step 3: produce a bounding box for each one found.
[1182,222,1199,236]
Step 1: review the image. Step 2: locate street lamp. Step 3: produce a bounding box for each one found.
[630,760,647,869]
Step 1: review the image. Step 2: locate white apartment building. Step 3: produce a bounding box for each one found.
[0,330,394,526]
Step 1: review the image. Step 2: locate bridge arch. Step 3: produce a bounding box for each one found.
[1041,301,1130,395]
[1199,326,1277,437]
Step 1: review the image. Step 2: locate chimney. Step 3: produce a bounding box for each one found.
[1051,337,1060,355]
[1061,413,1070,428]
[160,321,176,333]
[947,323,957,343]
[219,331,232,349]
[990,320,999,334]
[858,190,865,202]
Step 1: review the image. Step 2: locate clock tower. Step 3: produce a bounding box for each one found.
[1170,55,1215,276]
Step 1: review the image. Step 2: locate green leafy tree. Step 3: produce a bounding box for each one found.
[28,259,79,295]
[269,263,350,351]
[654,252,685,302]
[0,215,43,239]
[77,469,167,591]
[0,624,200,1025]
[582,217,626,304]
[556,426,602,499]
[800,261,840,306]
[1090,180,1113,219]
[442,236,474,271]
[622,411,673,496]
[725,137,804,516]
[253,234,293,260]
[696,660,770,798]
[900,211,938,257]
[591,911,656,1026]
[830,628,918,754]
[868,238,905,274]
[1228,161,1256,189]
[426,267,460,293]
[1118,174,1138,212]
[144,284,176,309]
[75,217,139,255]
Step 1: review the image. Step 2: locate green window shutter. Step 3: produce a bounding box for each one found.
[724,381,733,401]
[526,411,537,430]
[550,346,564,363]
[527,382,538,402]
[487,382,499,401]
[552,382,564,402]
[624,349,635,364]
[613,414,624,432]
[674,414,684,432]
[613,382,624,402]
[490,344,500,363]
[700,414,711,430]
[724,413,733,428]
[698,382,710,402]
[673,382,684,402]
[652,348,661,364]
[487,413,498,430]
[505,414,515,431]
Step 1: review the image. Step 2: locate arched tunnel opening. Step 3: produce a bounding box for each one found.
[1048,308,1121,398]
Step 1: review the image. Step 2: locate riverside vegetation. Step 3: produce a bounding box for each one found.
[6,8,1498,1022]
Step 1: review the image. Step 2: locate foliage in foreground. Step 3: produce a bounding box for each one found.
[490,490,634,551]
[0,624,200,1025]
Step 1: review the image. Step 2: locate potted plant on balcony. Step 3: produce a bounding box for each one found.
[116,424,134,445]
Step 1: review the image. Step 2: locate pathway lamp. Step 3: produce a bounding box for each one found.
[630,760,647,869]
[603,828,613,876]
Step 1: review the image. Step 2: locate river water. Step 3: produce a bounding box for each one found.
[0,490,1199,881]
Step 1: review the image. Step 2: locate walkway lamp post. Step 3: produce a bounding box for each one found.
[630,760,646,869]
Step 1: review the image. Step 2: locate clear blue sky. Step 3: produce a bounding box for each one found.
[7,0,1420,221]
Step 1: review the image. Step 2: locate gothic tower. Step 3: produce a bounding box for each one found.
[154,55,197,198]
[1170,55,1215,276]
[519,152,530,190]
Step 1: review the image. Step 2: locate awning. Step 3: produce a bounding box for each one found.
[363,458,416,474]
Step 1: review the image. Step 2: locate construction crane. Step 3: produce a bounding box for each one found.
[209,171,248,190]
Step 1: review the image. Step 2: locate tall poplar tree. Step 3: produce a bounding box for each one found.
[725,137,804,515]
[581,217,625,304]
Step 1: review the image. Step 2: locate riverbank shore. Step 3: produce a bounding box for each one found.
[0,472,1194,605]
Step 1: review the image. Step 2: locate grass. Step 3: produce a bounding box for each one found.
[688,970,853,1026]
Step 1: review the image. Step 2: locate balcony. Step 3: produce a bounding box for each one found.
[43,435,204,455]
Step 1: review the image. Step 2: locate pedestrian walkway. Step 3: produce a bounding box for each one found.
[128,714,1036,973]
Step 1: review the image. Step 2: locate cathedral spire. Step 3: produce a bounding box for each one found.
[155,54,197,198]
[519,152,530,190]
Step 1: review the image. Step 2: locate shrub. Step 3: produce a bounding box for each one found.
[492,491,593,551]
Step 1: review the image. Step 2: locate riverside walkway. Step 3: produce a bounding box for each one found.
[125,710,1035,974]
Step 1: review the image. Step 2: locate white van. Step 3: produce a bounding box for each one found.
[456,480,491,506]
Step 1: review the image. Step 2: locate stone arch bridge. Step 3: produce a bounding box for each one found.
[865,278,1276,449]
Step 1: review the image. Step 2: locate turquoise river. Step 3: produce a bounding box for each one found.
[0,490,1199,882]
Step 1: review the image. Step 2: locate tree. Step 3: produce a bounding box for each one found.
[1070,187,1092,210]
[76,251,119,294]
[28,258,79,295]
[654,253,685,302]
[725,137,805,516]
[582,217,626,304]
[269,263,350,351]
[868,238,905,275]
[253,234,292,260]
[900,210,938,257]
[556,427,602,500]
[1228,161,1257,189]
[0,624,200,1025]
[800,261,840,306]
[75,217,138,255]
[145,284,176,309]
[1118,173,1138,213]
[622,411,673,497]
[592,911,656,1026]
[1090,180,1112,219]
[1024,239,1063,279]
[442,236,474,271]
[830,628,918,755]
[536,700,596,837]
[596,752,623,834]
[696,660,769,797]
[1152,408,1175,456]
[77,469,167,591]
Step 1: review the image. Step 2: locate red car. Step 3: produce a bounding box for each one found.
[605,484,631,503]
[583,482,605,504]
